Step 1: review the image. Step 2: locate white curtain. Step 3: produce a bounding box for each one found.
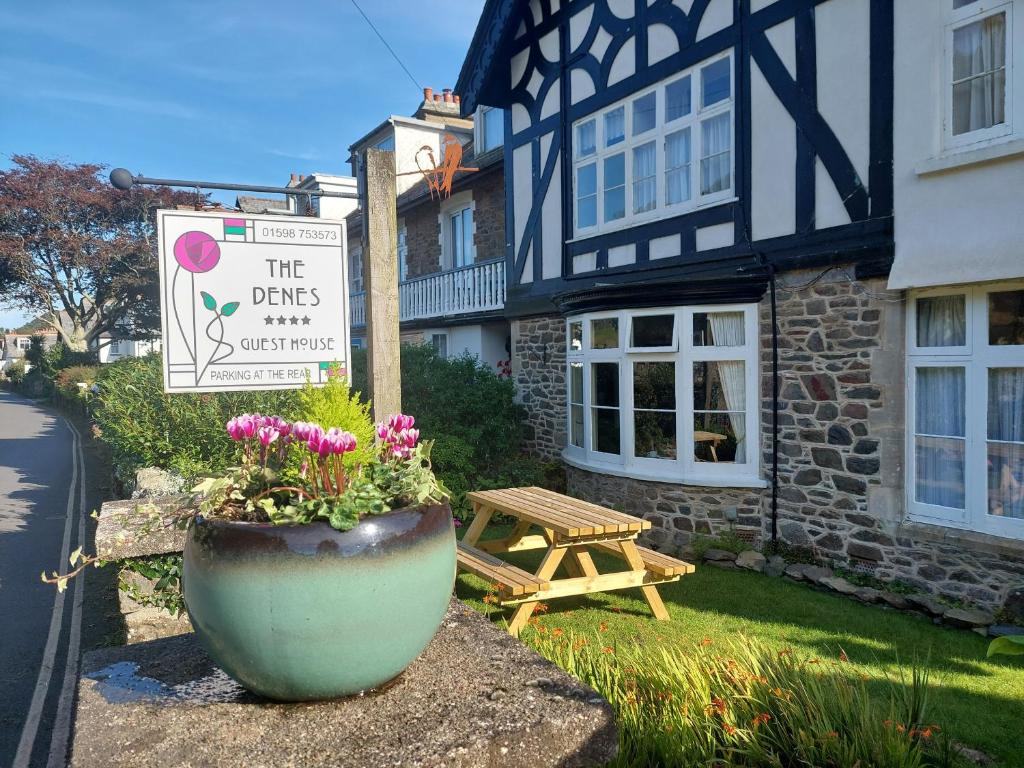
[916,295,966,347]
[632,142,656,213]
[665,129,691,205]
[701,113,731,194]
[604,107,625,146]
[953,14,1006,134]
[915,367,967,509]
[988,368,1024,519]
[708,313,746,463]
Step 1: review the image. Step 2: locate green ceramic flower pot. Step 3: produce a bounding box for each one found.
[182,504,456,701]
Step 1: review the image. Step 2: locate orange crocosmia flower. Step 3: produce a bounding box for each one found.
[482,595,498,605]
[700,637,713,647]
[599,622,609,632]
[839,650,849,662]
[534,602,549,613]
[552,628,564,637]
[751,713,772,728]
[611,606,623,613]
[825,730,839,740]
[710,697,727,715]
[602,646,614,654]
[723,724,737,736]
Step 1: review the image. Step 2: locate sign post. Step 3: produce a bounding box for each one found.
[156,210,349,392]
[362,149,402,421]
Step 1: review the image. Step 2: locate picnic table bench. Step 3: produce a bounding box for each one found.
[457,487,695,635]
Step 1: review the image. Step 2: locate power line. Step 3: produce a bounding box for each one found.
[349,0,423,94]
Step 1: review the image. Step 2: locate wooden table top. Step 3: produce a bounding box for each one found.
[467,487,649,538]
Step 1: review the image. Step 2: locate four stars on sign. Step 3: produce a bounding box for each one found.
[264,315,312,326]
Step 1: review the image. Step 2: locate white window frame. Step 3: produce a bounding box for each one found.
[349,244,364,292]
[570,51,735,239]
[906,281,1024,540]
[476,106,505,153]
[439,191,475,270]
[397,219,409,283]
[564,305,763,488]
[944,0,1014,150]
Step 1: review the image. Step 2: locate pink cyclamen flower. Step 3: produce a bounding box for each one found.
[267,416,292,438]
[388,414,415,432]
[306,424,326,454]
[292,421,312,441]
[323,427,358,455]
[240,414,259,439]
[225,416,246,441]
[257,425,280,447]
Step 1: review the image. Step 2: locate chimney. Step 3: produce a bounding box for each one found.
[454,94,461,104]
[433,93,441,102]
[423,86,433,102]
[290,173,299,184]
[442,88,453,103]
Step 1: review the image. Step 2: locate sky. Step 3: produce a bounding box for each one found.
[0,0,483,329]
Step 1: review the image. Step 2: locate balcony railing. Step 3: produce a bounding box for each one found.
[349,259,505,327]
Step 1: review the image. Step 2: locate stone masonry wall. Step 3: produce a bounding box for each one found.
[471,168,505,262]
[512,266,1024,610]
[512,316,566,460]
[403,202,442,279]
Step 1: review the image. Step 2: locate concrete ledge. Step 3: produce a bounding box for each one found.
[95,496,192,560]
[72,599,618,768]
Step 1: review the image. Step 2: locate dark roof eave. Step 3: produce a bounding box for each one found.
[455,0,523,116]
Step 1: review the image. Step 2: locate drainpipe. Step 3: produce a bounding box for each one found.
[760,255,781,544]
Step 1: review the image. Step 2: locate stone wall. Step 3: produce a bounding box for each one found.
[403,201,442,279]
[511,316,566,460]
[509,267,1024,610]
[471,168,505,262]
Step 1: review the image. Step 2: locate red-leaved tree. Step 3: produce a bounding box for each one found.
[0,155,202,350]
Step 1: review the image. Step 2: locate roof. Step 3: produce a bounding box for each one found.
[347,114,473,157]
[456,0,524,116]
[236,196,290,214]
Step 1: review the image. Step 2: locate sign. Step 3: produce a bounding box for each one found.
[156,210,349,393]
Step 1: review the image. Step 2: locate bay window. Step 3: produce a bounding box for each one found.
[907,283,1024,539]
[947,0,1012,147]
[571,53,734,236]
[565,305,761,487]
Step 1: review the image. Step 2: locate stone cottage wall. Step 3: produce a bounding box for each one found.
[510,267,1024,609]
[511,316,566,460]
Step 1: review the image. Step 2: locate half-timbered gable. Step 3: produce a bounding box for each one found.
[458,0,893,315]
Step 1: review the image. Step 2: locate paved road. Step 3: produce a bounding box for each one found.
[0,390,87,768]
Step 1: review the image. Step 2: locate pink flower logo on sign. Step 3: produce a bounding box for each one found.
[173,231,221,273]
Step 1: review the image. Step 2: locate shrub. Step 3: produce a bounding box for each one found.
[55,365,99,397]
[25,334,52,376]
[527,630,962,768]
[295,375,376,472]
[93,354,301,483]
[46,341,98,370]
[4,359,26,385]
[351,344,545,515]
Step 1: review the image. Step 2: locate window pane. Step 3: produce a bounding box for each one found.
[636,412,676,459]
[694,412,744,464]
[570,405,585,448]
[693,311,745,346]
[701,113,732,194]
[482,108,504,151]
[462,208,473,265]
[576,119,596,157]
[577,163,597,229]
[605,107,625,147]
[603,153,626,221]
[631,314,674,347]
[954,0,979,6]
[632,142,656,214]
[988,290,1024,345]
[665,76,691,122]
[632,92,656,135]
[591,317,619,349]
[592,408,621,454]
[701,58,731,107]
[569,321,583,352]
[916,295,966,347]
[634,362,675,410]
[570,361,584,403]
[952,14,1006,135]
[592,362,619,406]
[693,360,746,413]
[988,369,1024,519]
[450,214,462,266]
[916,367,966,437]
[665,129,691,205]
[916,436,966,509]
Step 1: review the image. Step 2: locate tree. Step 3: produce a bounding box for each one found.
[0,156,202,351]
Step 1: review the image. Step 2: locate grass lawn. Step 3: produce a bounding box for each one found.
[455,527,1024,767]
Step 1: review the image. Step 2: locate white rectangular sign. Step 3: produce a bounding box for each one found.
[156,209,350,393]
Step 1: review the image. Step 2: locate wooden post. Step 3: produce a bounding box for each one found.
[362,148,401,421]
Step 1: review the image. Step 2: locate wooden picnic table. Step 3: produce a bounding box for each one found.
[457,487,695,636]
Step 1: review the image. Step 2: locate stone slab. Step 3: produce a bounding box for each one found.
[95,496,192,560]
[72,600,617,768]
